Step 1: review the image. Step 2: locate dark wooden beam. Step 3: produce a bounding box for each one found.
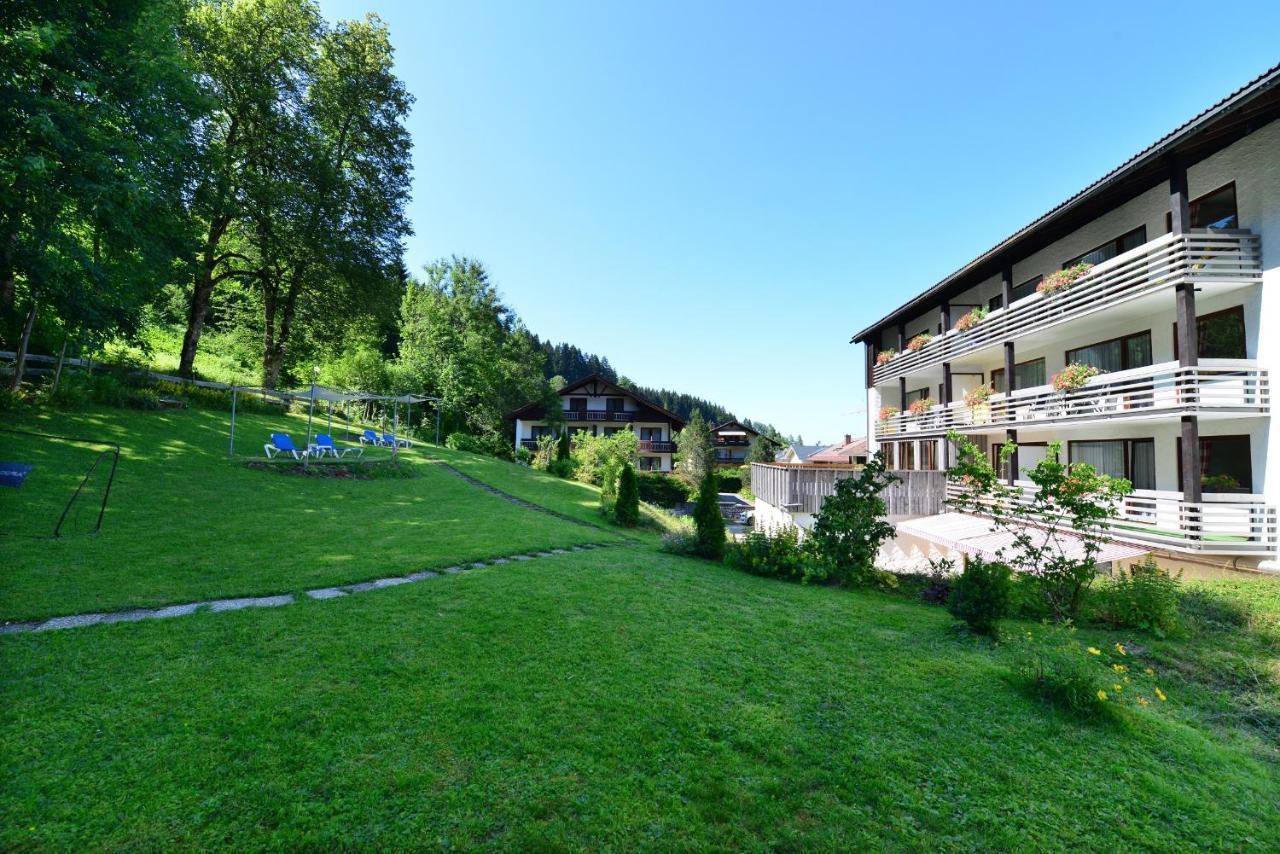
[864,342,874,389]
[942,362,953,405]
[1001,263,1014,308]
[897,322,907,352]
[899,376,908,409]
[1004,341,1016,392]
[1168,154,1191,235]
[939,301,950,334]
[1181,415,1202,504]
[1176,282,1198,367]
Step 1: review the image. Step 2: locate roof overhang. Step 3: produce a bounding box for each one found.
[851,63,1280,344]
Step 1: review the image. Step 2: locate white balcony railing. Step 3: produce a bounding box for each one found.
[877,360,1268,438]
[873,230,1261,385]
[946,481,1278,555]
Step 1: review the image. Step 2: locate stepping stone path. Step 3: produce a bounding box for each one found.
[432,462,617,531]
[0,541,619,636]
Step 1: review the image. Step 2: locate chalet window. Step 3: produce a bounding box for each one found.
[639,427,662,441]
[606,397,624,412]
[987,294,1003,312]
[638,456,660,471]
[568,397,587,412]
[603,427,621,436]
[1064,226,1147,268]
[1066,331,1153,373]
[1166,182,1238,231]
[1173,305,1246,360]
[1069,439,1155,491]
[898,441,915,470]
[991,358,1046,393]
[920,441,938,471]
[1178,435,1252,493]
[1009,275,1042,305]
[882,442,896,469]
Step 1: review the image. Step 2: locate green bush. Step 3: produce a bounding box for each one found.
[693,470,726,560]
[635,472,691,508]
[1010,626,1170,718]
[445,431,514,460]
[725,527,808,581]
[947,558,1012,636]
[717,473,743,493]
[126,388,162,410]
[546,458,575,479]
[806,453,898,586]
[659,530,700,557]
[614,463,640,527]
[1089,557,1182,638]
[147,380,282,415]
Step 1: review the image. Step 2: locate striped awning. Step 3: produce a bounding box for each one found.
[897,512,1149,564]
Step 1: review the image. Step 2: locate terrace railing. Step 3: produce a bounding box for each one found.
[877,360,1268,438]
[873,230,1262,385]
[639,440,676,453]
[564,410,635,422]
[946,481,1278,555]
[751,463,945,516]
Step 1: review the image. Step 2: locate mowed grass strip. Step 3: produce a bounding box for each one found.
[2,549,1277,849]
[0,406,618,622]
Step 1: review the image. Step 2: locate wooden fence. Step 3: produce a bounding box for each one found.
[751,463,945,516]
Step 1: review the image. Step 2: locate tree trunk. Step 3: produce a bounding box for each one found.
[9,292,39,392]
[178,214,232,377]
[0,269,13,317]
[261,269,304,390]
[50,333,69,395]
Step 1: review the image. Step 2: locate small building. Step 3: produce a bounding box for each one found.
[807,435,869,466]
[774,443,828,464]
[510,374,685,472]
[710,420,758,466]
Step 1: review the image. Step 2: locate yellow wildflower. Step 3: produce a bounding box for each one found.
[1096,690,1108,701]
[1114,643,1127,655]
[1155,687,1167,702]
[1144,667,1155,676]
[1087,647,1102,656]
[1137,697,1149,706]
[1113,684,1123,692]
[1112,663,1128,673]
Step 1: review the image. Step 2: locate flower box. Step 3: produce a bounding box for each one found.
[1037,262,1093,297]
[1051,363,1100,392]
[906,333,932,352]
[953,307,988,332]
[876,349,897,366]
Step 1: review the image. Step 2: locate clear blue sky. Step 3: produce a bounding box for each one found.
[319,0,1279,443]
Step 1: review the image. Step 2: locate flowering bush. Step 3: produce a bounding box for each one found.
[875,349,897,365]
[725,527,810,581]
[1090,557,1182,638]
[878,406,899,422]
[1037,262,1093,296]
[906,333,932,352]
[1010,625,1169,717]
[963,384,994,408]
[1051,363,1100,392]
[907,397,934,416]
[953,306,988,332]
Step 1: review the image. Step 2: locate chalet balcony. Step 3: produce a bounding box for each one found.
[946,481,1278,555]
[876,360,1268,439]
[714,437,751,447]
[872,231,1262,385]
[564,410,635,422]
[639,440,676,453]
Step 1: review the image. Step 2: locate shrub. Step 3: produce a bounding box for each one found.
[920,556,958,605]
[614,463,640,527]
[806,452,899,586]
[725,527,808,581]
[947,558,1012,636]
[717,473,743,493]
[659,529,700,557]
[126,388,162,410]
[514,447,533,466]
[556,432,571,462]
[573,429,638,486]
[546,458,575,479]
[445,431,513,460]
[693,470,726,560]
[635,472,690,508]
[1010,626,1169,718]
[1090,557,1182,637]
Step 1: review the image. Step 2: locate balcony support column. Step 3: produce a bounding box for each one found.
[897,322,906,352]
[1004,341,1016,393]
[941,363,953,468]
[1005,429,1018,486]
[1182,415,1203,505]
[939,302,950,334]
[1176,281,1198,368]
[1001,263,1014,308]
[899,376,908,410]
[1168,154,1190,236]
[864,342,875,389]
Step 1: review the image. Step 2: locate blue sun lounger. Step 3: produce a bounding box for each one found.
[383,432,411,449]
[265,433,307,459]
[312,434,362,459]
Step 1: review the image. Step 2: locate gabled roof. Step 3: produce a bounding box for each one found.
[775,443,827,462]
[807,437,868,464]
[851,63,1280,343]
[508,372,687,428]
[711,419,759,436]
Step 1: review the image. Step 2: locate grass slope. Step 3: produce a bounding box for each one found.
[2,549,1277,849]
[0,405,617,622]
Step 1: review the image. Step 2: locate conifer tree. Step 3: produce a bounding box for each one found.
[615,463,639,527]
[693,470,726,560]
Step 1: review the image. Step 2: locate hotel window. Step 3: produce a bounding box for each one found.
[881,443,896,469]
[1064,226,1147,268]
[1066,331,1153,373]
[987,294,1003,312]
[920,441,938,471]
[1166,182,1238,231]
[991,357,1046,393]
[1178,435,1252,493]
[1068,439,1155,491]
[904,387,931,404]
[1174,305,1246,360]
[1009,275,1042,305]
[898,441,915,470]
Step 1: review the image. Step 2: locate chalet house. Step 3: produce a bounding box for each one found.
[711,420,758,466]
[807,435,869,466]
[510,374,685,472]
[851,65,1280,574]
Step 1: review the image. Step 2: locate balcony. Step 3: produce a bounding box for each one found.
[639,440,676,453]
[872,230,1261,385]
[946,481,1278,555]
[876,360,1268,439]
[564,409,635,422]
[714,437,751,447]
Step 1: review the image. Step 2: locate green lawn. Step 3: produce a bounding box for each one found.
[2,404,1278,847]
[0,405,618,622]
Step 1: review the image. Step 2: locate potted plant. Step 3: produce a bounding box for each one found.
[875,349,897,366]
[1051,363,1100,392]
[1037,262,1093,297]
[954,307,988,332]
[963,383,994,424]
[878,406,900,434]
[906,332,932,352]
[1201,473,1241,493]
[907,397,934,416]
